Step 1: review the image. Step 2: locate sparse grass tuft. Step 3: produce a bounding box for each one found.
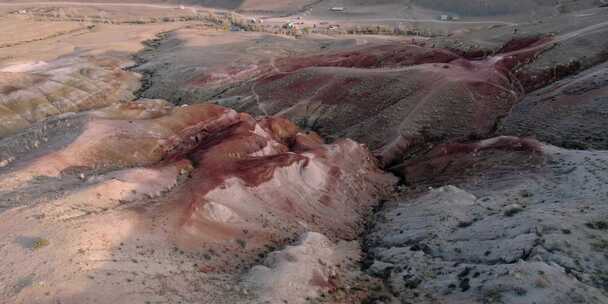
[483,288,503,304]
[590,239,608,252]
[504,204,524,217]
[236,239,247,249]
[585,221,608,230]
[32,238,49,250]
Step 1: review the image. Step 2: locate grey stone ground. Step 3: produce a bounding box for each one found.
[366,145,608,303]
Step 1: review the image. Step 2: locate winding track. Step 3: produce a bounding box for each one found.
[5,1,607,121]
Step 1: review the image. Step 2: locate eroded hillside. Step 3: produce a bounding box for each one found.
[1,1,607,303]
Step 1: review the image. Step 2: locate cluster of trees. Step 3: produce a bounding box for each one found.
[205,11,263,31]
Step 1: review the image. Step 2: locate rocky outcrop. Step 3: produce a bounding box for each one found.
[365,137,608,303]
[242,232,359,304]
[167,104,397,254]
[0,101,395,303]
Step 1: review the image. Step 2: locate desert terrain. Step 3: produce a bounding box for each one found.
[0,1,607,303]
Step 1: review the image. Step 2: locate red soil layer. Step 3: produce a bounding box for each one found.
[262,35,551,93]
[254,36,550,107]
[10,101,394,272]
[160,105,243,162]
[190,64,264,87]
[145,107,396,261]
[500,61,608,149]
[259,73,335,102]
[496,36,554,73]
[183,37,556,171]
[244,48,536,170]
[185,114,316,196]
[506,36,608,93]
[175,114,314,227]
[497,36,549,55]
[273,44,460,72]
[425,136,542,158]
[517,59,583,92]
[311,76,364,105]
[399,136,544,185]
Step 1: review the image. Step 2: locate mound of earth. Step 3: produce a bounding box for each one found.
[365,137,608,303]
[0,55,139,138]
[0,101,395,303]
[242,232,360,304]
